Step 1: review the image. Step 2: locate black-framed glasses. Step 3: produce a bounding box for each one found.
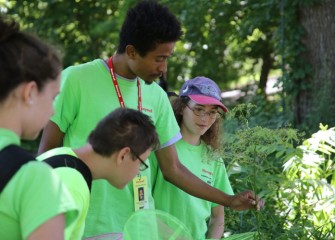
[186,105,222,119]
[130,149,149,171]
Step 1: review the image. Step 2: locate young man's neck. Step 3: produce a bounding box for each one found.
[73,144,103,180]
[110,53,137,79]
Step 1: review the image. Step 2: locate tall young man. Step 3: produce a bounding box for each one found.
[38,1,262,237]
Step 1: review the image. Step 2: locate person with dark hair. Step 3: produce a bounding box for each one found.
[138,187,145,201]
[38,1,260,237]
[37,108,159,239]
[0,16,78,239]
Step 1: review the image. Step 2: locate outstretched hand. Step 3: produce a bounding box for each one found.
[227,190,265,211]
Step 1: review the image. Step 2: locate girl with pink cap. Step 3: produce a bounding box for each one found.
[151,76,263,239]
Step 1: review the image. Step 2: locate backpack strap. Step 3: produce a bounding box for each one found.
[0,145,35,193]
[44,154,92,192]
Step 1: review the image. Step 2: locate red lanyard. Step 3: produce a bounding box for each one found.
[107,57,142,111]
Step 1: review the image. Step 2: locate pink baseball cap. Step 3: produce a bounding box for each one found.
[179,76,228,112]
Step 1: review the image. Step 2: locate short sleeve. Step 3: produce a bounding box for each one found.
[153,90,180,147]
[14,162,78,239]
[211,159,234,208]
[51,67,80,133]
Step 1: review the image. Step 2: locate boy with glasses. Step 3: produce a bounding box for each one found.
[37,108,159,239]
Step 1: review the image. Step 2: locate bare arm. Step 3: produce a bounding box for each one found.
[38,121,64,154]
[155,144,262,210]
[27,214,65,240]
[206,206,225,239]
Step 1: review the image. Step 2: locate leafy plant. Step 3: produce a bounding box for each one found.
[279,124,335,238]
[222,103,301,239]
[222,105,335,239]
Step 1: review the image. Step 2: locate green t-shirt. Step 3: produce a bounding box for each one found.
[0,129,78,239]
[37,147,90,240]
[51,59,181,236]
[150,139,234,240]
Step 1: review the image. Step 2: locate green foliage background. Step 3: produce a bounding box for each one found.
[3,0,333,132]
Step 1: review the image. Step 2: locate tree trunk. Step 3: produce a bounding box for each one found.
[258,52,273,94]
[296,0,335,130]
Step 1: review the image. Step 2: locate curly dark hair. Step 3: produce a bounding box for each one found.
[117,1,183,57]
[171,96,222,150]
[0,16,61,102]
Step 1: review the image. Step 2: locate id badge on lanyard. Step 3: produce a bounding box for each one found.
[108,57,148,210]
[133,175,149,210]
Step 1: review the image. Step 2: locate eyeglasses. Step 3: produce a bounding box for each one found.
[186,105,222,119]
[130,149,149,171]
